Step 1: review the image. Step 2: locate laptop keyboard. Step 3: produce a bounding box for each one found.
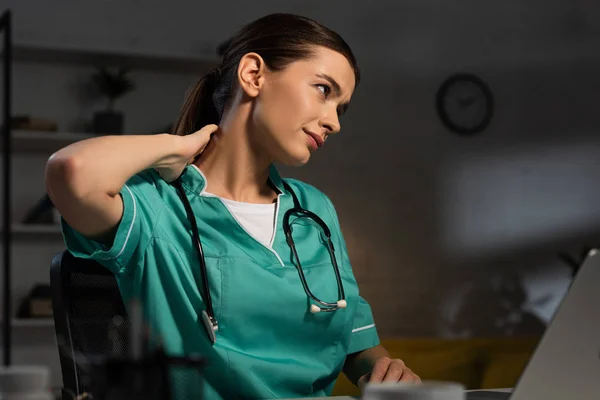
[466,391,512,400]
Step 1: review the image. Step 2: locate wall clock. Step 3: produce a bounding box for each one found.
[436,73,494,136]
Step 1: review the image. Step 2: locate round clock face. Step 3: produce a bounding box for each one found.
[436,73,494,136]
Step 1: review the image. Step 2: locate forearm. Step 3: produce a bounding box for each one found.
[343,344,390,385]
[47,133,182,198]
[46,133,186,240]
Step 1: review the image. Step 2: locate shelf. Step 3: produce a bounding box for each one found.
[11,318,54,328]
[10,223,62,240]
[11,42,220,74]
[6,130,98,153]
[0,319,54,328]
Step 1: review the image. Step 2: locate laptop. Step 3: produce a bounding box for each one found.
[467,249,600,400]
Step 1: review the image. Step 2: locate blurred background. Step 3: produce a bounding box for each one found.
[1,0,599,394]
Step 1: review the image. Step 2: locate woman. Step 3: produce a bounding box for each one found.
[46,13,420,399]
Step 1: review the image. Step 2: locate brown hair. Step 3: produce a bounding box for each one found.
[171,13,360,136]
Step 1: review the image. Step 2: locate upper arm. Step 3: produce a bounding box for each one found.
[347,296,380,354]
[59,171,165,274]
[321,193,381,352]
[46,155,124,243]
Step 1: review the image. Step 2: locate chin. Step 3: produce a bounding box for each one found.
[278,146,312,167]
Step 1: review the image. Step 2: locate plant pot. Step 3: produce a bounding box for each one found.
[93,111,124,134]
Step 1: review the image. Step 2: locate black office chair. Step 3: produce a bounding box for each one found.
[50,250,132,400]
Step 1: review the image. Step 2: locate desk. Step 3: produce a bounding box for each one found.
[284,388,512,399]
[283,397,354,399]
[465,388,512,400]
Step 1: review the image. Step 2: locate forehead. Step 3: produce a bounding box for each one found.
[284,46,356,98]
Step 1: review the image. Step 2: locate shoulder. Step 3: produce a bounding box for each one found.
[281,177,338,221]
[282,177,331,203]
[125,168,162,190]
[124,169,175,201]
[121,169,172,218]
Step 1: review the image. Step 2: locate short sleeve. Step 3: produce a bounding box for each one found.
[347,296,380,354]
[322,194,381,354]
[60,169,164,275]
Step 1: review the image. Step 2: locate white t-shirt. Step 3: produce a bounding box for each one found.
[208,194,277,247]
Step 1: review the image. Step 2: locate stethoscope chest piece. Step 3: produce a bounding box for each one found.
[201,310,218,345]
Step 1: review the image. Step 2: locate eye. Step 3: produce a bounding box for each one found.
[316,83,331,97]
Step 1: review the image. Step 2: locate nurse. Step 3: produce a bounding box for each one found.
[46,13,420,399]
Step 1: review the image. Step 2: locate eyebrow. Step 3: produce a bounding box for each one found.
[316,73,351,115]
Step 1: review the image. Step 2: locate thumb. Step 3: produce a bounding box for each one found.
[191,123,219,138]
[358,373,371,389]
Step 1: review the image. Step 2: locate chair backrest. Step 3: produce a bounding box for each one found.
[50,250,131,398]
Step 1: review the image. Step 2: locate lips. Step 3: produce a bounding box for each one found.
[303,130,324,148]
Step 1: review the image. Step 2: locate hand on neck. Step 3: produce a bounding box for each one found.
[193,113,278,204]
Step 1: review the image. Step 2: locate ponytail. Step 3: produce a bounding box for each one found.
[172,67,223,136]
[171,13,361,137]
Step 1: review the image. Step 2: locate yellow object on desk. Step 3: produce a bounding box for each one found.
[332,337,539,397]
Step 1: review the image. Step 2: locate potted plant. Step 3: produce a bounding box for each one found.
[91,66,135,134]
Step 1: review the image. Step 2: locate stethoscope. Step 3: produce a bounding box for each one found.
[172,178,347,345]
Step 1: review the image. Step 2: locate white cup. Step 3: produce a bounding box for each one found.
[362,381,465,400]
[0,366,50,394]
[1,392,54,400]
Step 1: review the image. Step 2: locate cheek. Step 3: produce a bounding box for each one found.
[256,83,312,134]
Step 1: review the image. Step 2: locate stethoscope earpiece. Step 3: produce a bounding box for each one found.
[309,299,347,314]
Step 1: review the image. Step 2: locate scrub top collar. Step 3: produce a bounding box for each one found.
[179,164,286,197]
[178,163,292,267]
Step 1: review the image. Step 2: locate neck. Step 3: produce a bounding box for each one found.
[193,108,277,204]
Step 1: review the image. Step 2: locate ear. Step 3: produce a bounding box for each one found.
[236,52,267,98]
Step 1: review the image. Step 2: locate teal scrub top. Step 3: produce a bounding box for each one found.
[61,164,380,399]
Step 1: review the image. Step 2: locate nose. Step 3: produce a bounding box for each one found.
[319,107,341,135]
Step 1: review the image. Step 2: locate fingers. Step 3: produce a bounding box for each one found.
[368,357,392,383]
[383,359,406,382]
[191,124,220,147]
[188,124,219,162]
[413,373,422,384]
[192,124,220,138]
[367,358,421,385]
[398,368,420,383]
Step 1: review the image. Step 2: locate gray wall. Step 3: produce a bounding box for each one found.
[2,3,599,379]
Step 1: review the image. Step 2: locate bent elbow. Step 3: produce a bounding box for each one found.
[45,153,85,203]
